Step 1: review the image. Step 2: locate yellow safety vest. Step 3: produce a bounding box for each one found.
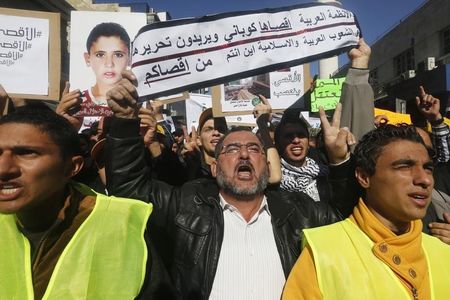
[0,183,152,300]
[303,219,450,300]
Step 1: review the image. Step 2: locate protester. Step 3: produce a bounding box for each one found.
[181,107,226,180]
[0,106,173,299]
[103,70,357,299]
[273,39,369,201]
[282,124,450,300]
[415,85,450,163]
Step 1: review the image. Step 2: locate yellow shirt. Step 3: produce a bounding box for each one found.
[282,199,431,300]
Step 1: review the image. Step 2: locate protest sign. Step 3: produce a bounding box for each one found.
[154,91,189,104]
[132,2,360,101]
[269,66,305,110]
[0,7,60,100]
[211,63,310,116]
[310,77,344,112]
[69,11,146,129]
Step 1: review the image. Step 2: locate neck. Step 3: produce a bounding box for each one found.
[367,205,411,235]
[286,157,307,168]
[16,188,68,232]
[203,150,215,165]
[220,191,264,222]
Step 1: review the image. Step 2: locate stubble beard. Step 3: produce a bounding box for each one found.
[216,164,269,201]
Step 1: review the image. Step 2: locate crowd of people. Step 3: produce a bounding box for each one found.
[1,36,449,299]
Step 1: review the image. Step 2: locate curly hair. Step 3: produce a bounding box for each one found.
[354,123,427,176]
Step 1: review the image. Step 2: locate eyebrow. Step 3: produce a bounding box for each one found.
[391,158,434,168]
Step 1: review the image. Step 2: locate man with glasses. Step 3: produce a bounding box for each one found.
[104,71,357,300]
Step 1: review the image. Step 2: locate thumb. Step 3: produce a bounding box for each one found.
[443,212,450,224]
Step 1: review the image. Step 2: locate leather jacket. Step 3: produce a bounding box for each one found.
[105,117,357,300]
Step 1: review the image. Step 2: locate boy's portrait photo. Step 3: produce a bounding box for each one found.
[69,11,146,129]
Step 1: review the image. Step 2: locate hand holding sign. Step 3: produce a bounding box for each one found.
[106,70,140,119]
[348,38,371,69]
[56,82,82,131]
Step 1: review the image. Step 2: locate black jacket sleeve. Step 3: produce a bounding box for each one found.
[105,117,180,230]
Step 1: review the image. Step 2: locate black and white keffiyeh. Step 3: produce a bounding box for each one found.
[280,157,329,202]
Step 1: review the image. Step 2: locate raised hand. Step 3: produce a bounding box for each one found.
[253,95,272,120]
[56,82,82,130]
[139,105,157,145]
[348,38,371,69]
[0,84,9,115]
[149,100,164,121]
[416,86,442,122]
[106,70,139,119]
[319,103,355,164]
[181,125,200,157]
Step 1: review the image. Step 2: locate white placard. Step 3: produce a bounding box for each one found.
[132,3,360,100]
[269,66,304,110]
[0,14,49,95]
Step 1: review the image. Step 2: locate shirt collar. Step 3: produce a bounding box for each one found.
[219,194,271,217]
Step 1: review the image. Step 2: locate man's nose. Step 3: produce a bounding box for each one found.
[238,145,250,158]
[0,152,20,180]
[413,166,433,189]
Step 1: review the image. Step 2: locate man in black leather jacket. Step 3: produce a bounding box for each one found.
[104,71,358,299]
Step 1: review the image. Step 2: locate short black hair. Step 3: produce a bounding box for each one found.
[86,22,130,52]
[0,106,82,160]
[354,123,428,176]
[214,127,264,159]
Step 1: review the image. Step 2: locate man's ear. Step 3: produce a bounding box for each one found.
[83,52,90,66]
[355,167,370,189]
[66,155,84,178]
[210,159,217,178]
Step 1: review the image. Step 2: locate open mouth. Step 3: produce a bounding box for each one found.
[290,146,304,155]
[104,72,116,79]
[0,183,22,200]
[408,193,429,207]
[236,163,254,180]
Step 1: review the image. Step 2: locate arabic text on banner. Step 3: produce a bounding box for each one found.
[132,3,360,100]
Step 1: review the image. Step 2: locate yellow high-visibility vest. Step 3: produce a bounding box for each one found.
[303,219,450,300]
[0,183,152,299]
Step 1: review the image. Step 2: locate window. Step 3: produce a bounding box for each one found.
[441,26,450,56]
[393,48,415,76]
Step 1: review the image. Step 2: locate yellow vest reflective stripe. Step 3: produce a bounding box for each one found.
[303,219,450,300]
[0,183,152,300]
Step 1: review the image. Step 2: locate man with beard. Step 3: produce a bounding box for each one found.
[104,71,357,299]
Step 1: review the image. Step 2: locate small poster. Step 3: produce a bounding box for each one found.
[0,14,49,95]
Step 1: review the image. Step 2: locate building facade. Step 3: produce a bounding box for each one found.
[369,0,450,115]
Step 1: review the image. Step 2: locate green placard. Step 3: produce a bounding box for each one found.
[310,77,345,112]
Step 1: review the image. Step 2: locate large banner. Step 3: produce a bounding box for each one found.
[132,3,360,100]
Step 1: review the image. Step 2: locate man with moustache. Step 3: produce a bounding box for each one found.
[104,71,357,300]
